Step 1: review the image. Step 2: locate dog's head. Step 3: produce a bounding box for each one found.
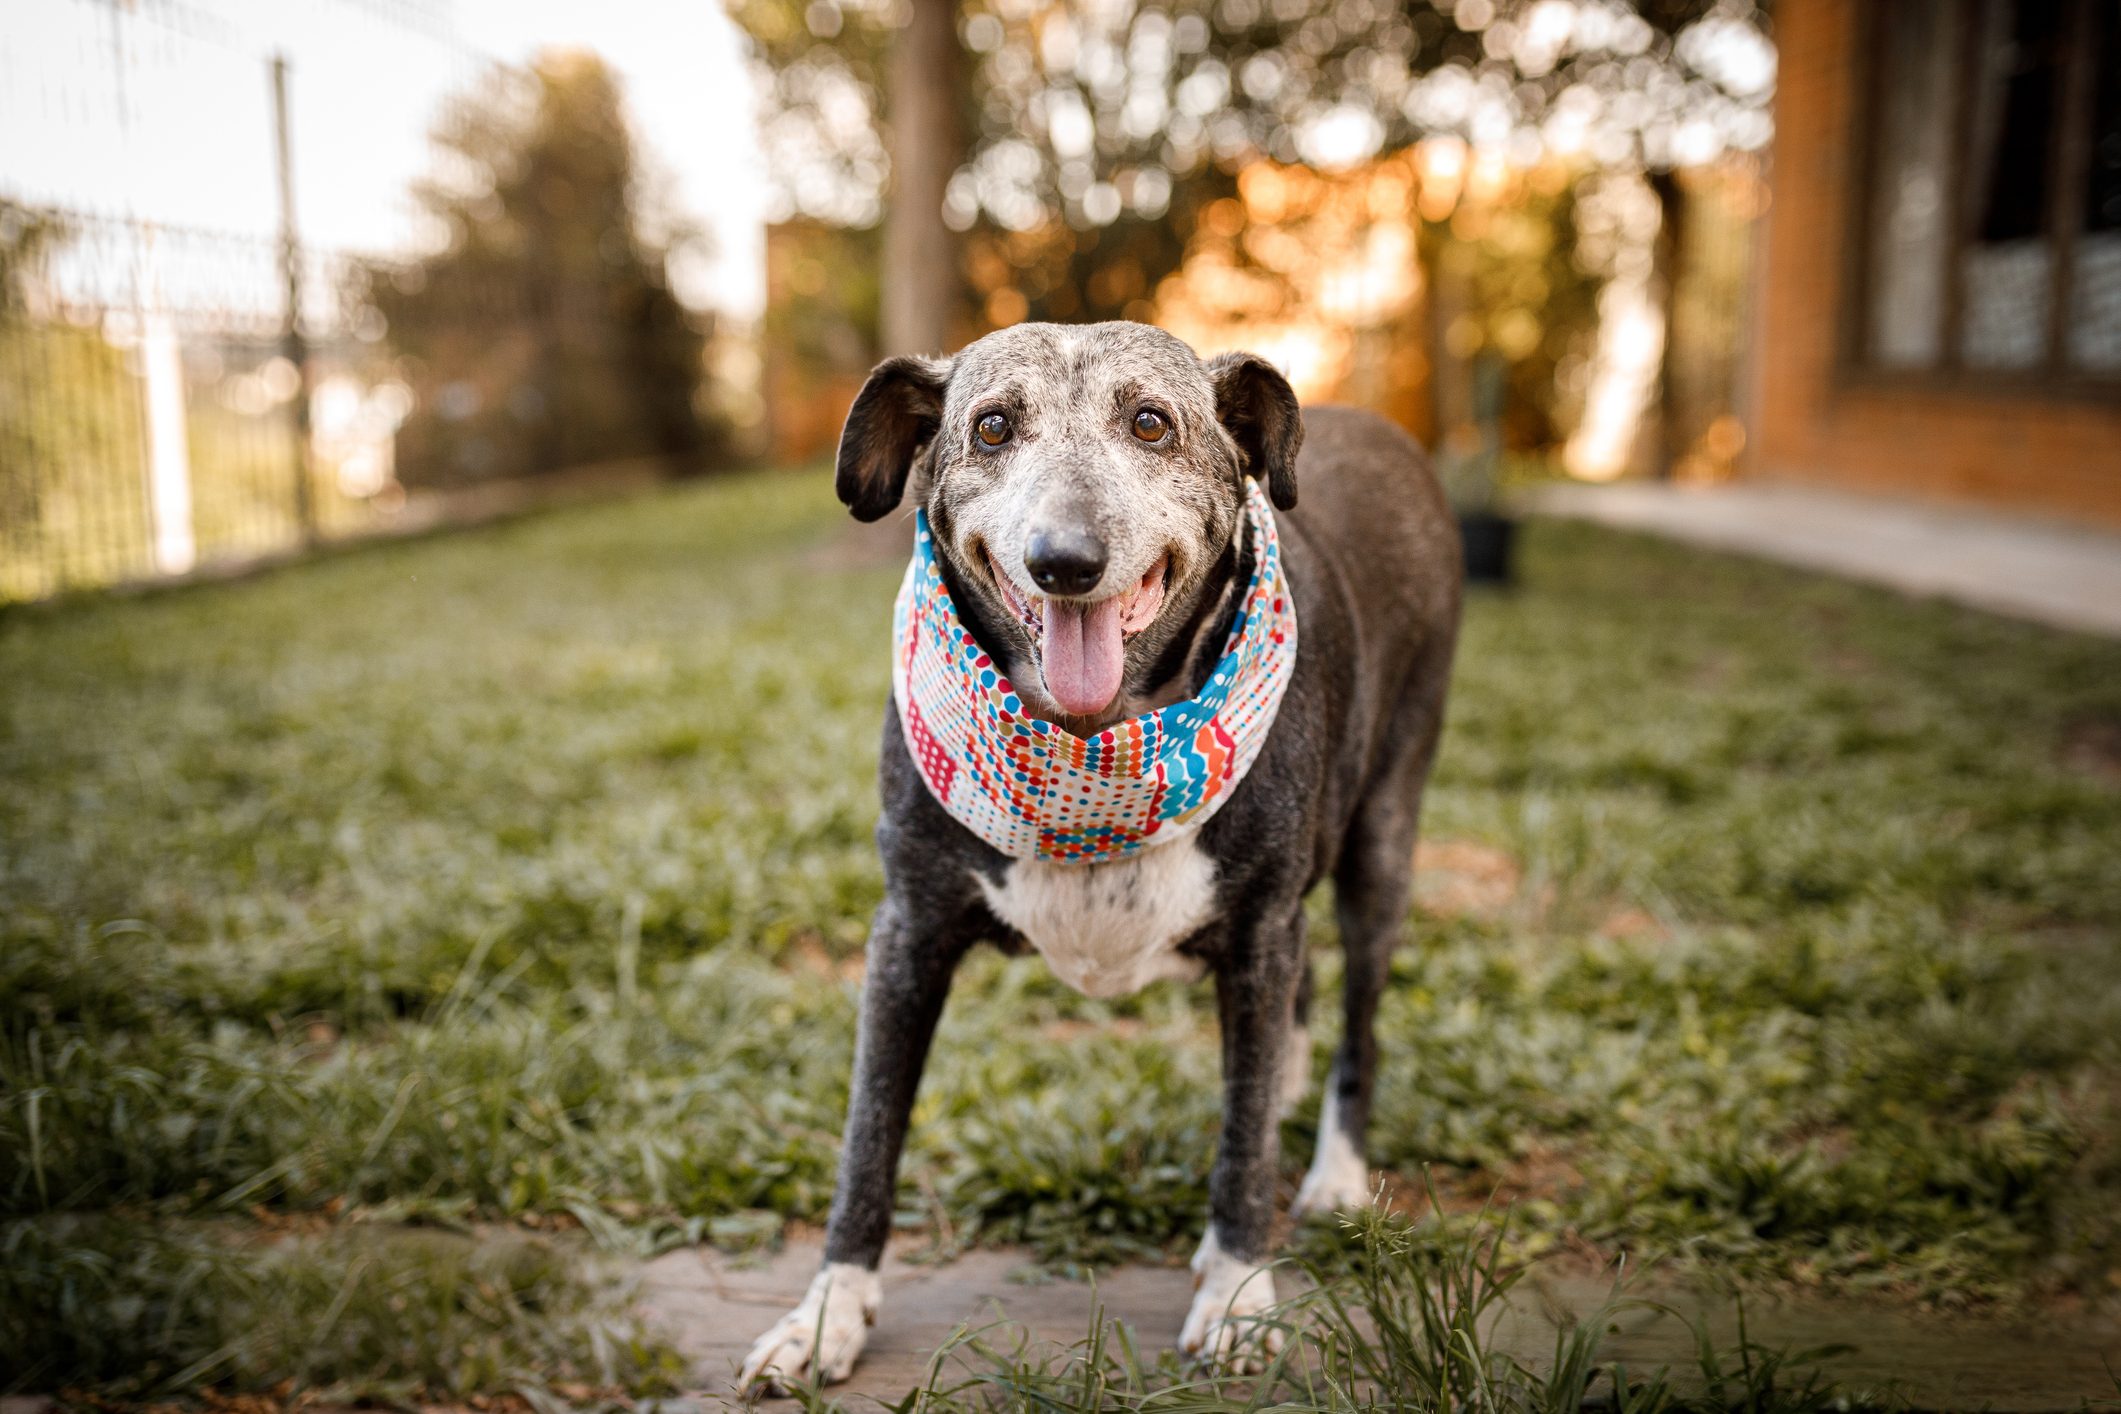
[836,321,1300,726]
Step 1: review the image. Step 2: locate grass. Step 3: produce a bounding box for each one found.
[2,465,2119,1398]
[889,1198,1884,1414]
[1,1218,679,1401]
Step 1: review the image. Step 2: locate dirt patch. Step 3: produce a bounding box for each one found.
[1040,1017,1145,1043]
[783,932,866,981]
[1689,651,1739,691]
[1413,839,1522,920]
[1595,906,1669,943]
[1422,1142,1589,1217]
[801,513,916,572]
[2060,715,2121,787]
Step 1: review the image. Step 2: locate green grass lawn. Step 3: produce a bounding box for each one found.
[4,467,2119,1399]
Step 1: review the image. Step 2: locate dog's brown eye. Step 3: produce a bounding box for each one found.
[976,413,1010,447]
[1132,409,1167,443]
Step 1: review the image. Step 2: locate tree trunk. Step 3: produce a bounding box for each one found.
[1419,219,1473,458]
[881,0,962,357]
[1644,167,1688,480]
[1415,218,1446,451]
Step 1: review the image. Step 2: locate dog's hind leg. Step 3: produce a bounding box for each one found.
[1295,678,1448,1219]
[1279,959,1315,1117]
[737,902,966,1392]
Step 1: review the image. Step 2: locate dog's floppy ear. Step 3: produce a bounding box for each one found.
[836,355,951,522]
[1204,351,1302,510]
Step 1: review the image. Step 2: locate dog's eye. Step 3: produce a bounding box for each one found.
[1132,409,1168,443]
[976,413,1011,447]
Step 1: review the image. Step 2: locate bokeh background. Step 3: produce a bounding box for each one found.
[1,0,1785,595]
[4,0,2121,1404]
[5,0,2117,599]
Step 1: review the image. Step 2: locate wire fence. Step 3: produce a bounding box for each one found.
[0,0,467,602]
[0,203,403,601]
[0,1,735,604]
[0,191,731,604]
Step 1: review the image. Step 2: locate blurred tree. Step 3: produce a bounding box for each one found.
[882,0,965,353]
[729,0,968,353]
[0,204,153,597]
[364,52,724,489]
[0,202,61,304]
[1651,160,1761,480]
[732,0,1771,458]
[1432,168,1598,451]
[762,219,884,454]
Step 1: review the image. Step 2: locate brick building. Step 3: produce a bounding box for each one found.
[1751,0,2121,527]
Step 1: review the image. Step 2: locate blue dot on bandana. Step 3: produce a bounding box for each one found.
[1003,694,1019,711]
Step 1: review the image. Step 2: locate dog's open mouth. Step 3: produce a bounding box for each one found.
[987,551,1169,717]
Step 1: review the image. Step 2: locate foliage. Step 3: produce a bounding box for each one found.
[0,203,154,600]
[738,0,1773,228]
[0,200,65,311]
[1430,169,1600,451]
[361,53,724,488]
[763,219,886,460]
[2,468,2119,1391]
[963,166,1238,327]
[729,0,1772,330]
[1658,163,1761,478]
[0,1217,680,1399]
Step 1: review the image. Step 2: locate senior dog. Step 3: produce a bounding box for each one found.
[741,321,1461,1385]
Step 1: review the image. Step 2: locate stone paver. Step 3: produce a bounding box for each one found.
[644,1237,2121,1411]
[1533,480,2121,638]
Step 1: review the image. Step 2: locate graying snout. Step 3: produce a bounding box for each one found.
[1024,527,1108,597]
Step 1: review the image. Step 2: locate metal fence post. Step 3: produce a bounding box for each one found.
[138,234,198,577]
[270,52,316,546]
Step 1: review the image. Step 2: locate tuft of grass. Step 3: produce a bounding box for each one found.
[881,1194,1888,1413]
[0,1216,683,1399]
[1295,1200,1869,1413]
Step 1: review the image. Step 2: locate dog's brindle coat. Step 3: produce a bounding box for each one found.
[740,323,1461,1384]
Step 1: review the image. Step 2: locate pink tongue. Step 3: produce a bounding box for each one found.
[1041,596,1126,717]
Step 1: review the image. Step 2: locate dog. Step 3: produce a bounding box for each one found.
[739,321,1461,1385]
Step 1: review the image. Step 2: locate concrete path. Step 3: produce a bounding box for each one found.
[644,1237,2121,1411]
[1532,480,2121,639]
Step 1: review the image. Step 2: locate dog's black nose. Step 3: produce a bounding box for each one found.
[1024,528,1108,597]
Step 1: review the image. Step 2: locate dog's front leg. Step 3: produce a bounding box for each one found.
[1182,905,1303,1371]
[737,903,962,1392]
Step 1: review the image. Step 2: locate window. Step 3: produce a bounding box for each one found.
[1854,0,2121,382]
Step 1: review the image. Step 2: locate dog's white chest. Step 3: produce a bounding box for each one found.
[975,840,1217,999]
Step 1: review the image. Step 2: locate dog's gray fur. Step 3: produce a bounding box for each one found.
[742,322,1461,1383]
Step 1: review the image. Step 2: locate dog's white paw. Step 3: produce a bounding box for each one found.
[1292,1093,1373,1219]
[1277,1025,1312,1118]
[1179,1229,1284,1373]
[736,1263,879,1392]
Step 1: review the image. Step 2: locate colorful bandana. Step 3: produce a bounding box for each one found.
[892,482,1298,865]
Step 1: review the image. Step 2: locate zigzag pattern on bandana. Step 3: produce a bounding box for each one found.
[891,481,1298,865]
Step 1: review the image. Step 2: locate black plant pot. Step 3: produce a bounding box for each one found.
[1458,510,1518,586]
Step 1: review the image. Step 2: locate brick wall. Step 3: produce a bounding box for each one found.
[1752,0,2121,527]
